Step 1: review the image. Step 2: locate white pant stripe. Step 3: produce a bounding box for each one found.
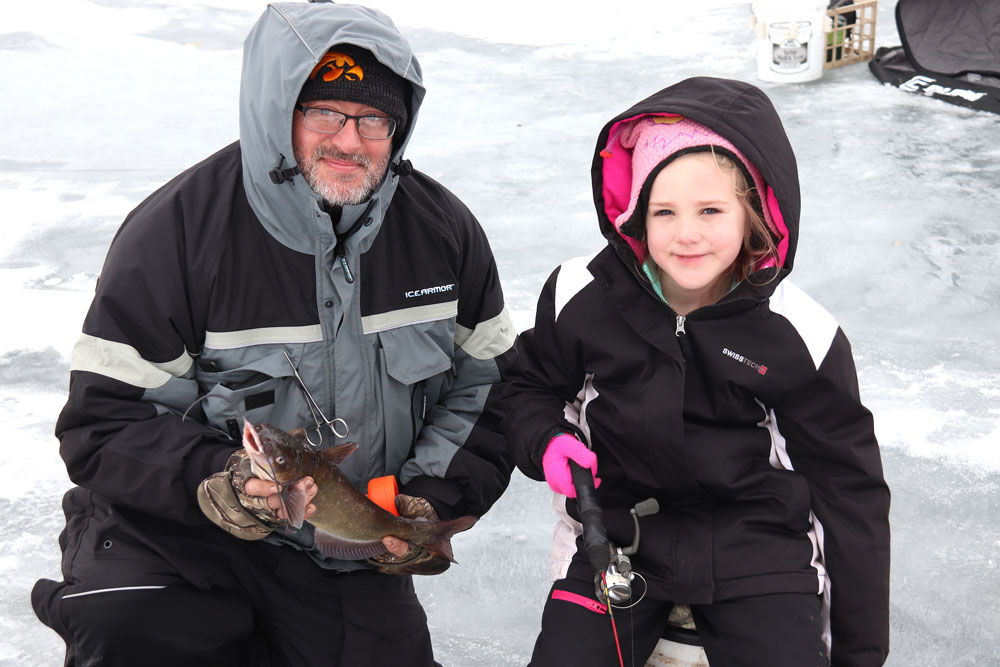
[61,585,167,600]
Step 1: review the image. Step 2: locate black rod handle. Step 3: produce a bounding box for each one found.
[570,461,610,572]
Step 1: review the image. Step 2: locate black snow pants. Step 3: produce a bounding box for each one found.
[31,489,439,667]
[528,575,830,667]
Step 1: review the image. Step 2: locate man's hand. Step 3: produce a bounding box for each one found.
[198,450,318,539]
[244,476,319,522]
[381,536,410,557]
[378,494,438,558]
[368,494,452,575]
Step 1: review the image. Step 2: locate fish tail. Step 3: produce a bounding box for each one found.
[426,515,478,562]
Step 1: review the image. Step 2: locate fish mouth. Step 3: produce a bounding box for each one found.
[243,422,264,455]
[242,422,276,480]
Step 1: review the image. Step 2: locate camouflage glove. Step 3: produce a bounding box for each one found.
[197,450,279,540]
[367,494,452,576]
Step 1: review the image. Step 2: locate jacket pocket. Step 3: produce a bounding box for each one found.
[88,506,169,568]
[194,350,300,433]
[377,321,454,386]
[375,321,455,470]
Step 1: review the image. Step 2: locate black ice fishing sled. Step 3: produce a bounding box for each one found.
[868,0,1000,114]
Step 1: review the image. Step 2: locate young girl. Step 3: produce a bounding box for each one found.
[503,77,890,666]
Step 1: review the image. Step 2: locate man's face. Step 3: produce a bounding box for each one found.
[292,100,393,206]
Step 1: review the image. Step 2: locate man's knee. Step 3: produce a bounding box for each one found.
[339,591,433,666]
[33,578,259,667]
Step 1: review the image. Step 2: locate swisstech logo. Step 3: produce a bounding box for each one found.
[722,347,768,375]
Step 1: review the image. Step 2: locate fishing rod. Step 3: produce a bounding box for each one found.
[570,461,610,573]
[571,462,659,604]
[571,461,670,666]
[569,461,625,665]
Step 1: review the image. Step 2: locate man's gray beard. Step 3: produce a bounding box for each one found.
[297,147,390,206]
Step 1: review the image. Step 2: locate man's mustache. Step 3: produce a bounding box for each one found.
[313,147,374,168]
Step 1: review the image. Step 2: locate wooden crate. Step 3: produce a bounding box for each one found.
[824,0,878,69]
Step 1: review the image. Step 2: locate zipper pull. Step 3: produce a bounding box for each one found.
[339,255,355,283]
[675,314,693,359]
[333,238,355,283]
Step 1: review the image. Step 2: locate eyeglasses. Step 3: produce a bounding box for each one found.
[294,104,397,140]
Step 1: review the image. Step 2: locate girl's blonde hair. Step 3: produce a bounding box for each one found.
[712,151,778,285]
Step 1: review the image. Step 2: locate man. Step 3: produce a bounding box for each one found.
[31,3,516,666]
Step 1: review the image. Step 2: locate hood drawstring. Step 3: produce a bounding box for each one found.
[269,154,301,185]
[390,158,413,177]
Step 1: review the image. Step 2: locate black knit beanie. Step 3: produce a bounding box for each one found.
[297,44,410,138]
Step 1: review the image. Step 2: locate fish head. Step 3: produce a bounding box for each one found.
[242,421,307,485]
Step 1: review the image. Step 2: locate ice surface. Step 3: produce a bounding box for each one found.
[2,1,998,665]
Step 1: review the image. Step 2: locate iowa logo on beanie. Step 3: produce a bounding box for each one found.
[311,52,364,83]
[296,44,409,134]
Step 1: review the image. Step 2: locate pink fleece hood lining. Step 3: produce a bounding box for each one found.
[601,113,789,268]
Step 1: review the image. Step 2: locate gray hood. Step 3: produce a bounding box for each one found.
[239,2,426,253]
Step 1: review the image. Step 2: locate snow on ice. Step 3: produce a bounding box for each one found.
[2,1,998,665]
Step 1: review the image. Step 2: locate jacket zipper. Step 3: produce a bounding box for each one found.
[610,242,695,358]
[331,199,376,285]
[410,380,427,452]
[675,314,693,359]
[609,241,765,360]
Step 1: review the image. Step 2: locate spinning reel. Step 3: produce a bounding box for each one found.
[570,463,659,606]
[598,497,659,604]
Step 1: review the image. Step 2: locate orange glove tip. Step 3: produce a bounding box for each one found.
[367,475,400,515]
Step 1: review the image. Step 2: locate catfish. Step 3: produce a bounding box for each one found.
[242,419,477,564]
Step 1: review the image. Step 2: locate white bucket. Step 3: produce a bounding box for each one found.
[751,0,829,83]
[646,639,710,667]
[644,605,709,667]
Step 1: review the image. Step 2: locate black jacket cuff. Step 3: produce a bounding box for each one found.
[400,475,466,520]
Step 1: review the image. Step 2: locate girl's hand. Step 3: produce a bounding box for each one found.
[542,434,601,498]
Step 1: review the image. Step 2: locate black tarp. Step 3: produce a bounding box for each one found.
[869,0,1000,114]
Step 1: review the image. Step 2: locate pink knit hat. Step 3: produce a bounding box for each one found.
[602,114,785,265]
[613,115,772,230]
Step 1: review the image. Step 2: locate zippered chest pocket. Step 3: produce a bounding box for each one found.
[193,349,302,434]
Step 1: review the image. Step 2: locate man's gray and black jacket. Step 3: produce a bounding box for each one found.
[502,77,890,665]
[55,3,516,571]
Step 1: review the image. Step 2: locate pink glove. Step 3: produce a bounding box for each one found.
[542,434,601,498]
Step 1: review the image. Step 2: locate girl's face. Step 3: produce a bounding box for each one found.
[644,152,747,315]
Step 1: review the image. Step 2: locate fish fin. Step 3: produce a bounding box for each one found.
[426,515,479,563]
[320,442,358,465]
[280,486,308,529]
[313,529,387,561]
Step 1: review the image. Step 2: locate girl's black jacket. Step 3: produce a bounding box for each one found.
[502,77,890,666]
